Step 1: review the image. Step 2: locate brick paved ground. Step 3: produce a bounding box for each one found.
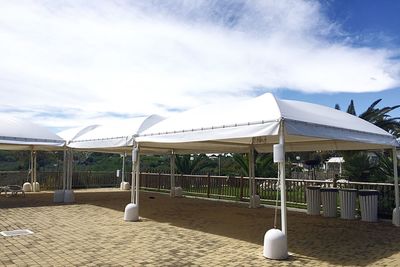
[1,189,400,266]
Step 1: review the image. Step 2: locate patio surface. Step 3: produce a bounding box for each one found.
[1,189,400,266]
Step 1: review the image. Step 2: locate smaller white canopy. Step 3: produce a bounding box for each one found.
[66,115,165,153]
[0,114,65,150]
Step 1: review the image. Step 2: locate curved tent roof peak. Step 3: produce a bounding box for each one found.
[0,114,65,150]
[58,124,100,143]
[66,114,165,152]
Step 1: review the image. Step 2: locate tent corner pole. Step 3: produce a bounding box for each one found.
[30,148,34,187]
[248,146,255,208]
[62,148,66,190]
[33,150,37,192]
[124,142,140,222]
[279,121,287,236]
[135,148,140,206]
[121,152,126,184]
[170,150,176,197]
[393,147,399,226]
[131,144,136,204]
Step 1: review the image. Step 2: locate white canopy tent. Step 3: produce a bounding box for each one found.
[0,114,65,150]
[66,115,165,153]
[0,114,65,192]
[60,115,165,200]
[137,93,397,153]
[133,92,399,258]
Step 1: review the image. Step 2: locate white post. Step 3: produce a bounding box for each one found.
[131,145,137,203]
[33,151,37,191]
[170,151,176,197]
[393,148,400,226]
[61,149,75,203]
[124,143,140,221]
[65,150,69,190]
[69,150,73,190]
[135,151,140,206]
[62,148,67,190]
[30,149,34,186]
[279,123,287,236]
[68,150,72,190]
[263,121,288,260]
[248,147,256,208]
[122,152,126,183]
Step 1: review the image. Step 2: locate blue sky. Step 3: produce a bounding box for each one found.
[0,0,399,130]
[290,0,400,117]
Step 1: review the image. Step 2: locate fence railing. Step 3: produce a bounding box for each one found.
[140,173,395,218]
[0,171,396,218]
[0,171,121,190]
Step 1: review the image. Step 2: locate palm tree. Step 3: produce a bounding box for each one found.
[232,152,277,177]
[358,99,400,137]
[175,154,217,175]
[346,100,356,115]
[342,152,378,182]
[335,99,400,137]
[374,152,399,182]
[335,99,400,181]
[232,153,249,176]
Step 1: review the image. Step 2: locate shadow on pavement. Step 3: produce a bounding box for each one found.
[2,189,400,266]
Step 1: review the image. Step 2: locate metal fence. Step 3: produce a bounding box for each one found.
[1,171,396,218]
[140,173,395,218]
[0,171,121,190]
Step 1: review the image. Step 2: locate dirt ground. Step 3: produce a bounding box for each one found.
[1,189,400,266]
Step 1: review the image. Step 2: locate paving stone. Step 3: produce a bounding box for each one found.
[1,189,400,266]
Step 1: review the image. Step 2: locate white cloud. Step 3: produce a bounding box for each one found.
[0,0,399,130]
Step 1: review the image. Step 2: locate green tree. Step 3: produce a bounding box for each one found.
[374,152,400,182]
[175,154,217,175]
[342,152,378,182]
[346,100,356,115]
[358,99,400,137]
[337,99,400,137]
[335,99,400,182]
[232,152,277,177]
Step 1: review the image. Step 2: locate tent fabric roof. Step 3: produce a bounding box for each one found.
[58,125,100,143]
[0,114,65,150]
[66,115,165,152]
[137,93,398,154]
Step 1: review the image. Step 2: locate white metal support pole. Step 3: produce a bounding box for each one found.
[62,148,67,190]
[122,152,126,183]
[33,151,37,191]
[131,145,137,203]
[69,150,73,190]
[124,143,140,221]
[67,150,71,190]
[62,149,75,203]
[248,147,255,208]
[66,149,71,190]
[135,151,140,206]
[279,122,287,236]
[65,150,68,190]
[393,148,400,226]
[263,121,288,260]
[170,151,176,197]
[30,149,34,186]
